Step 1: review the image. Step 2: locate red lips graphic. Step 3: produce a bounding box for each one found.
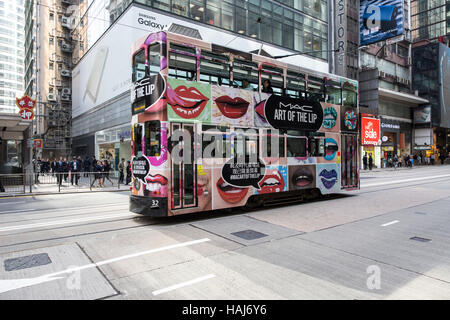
[216,177,249,204]
[167,85,209,119]
[255,100,266,120]
[215,95,249,119]
[257,169,285,194]
[145,174,168,185]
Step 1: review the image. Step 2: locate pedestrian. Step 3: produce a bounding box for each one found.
[439,153,445,165]
[90,160,104,188]
[102,159,114,186]
[417,154,422,165]
[118,158,125,184]
[410,155,414,168]
[125,160,131,185]
[368,154,373,170]
[51,158,57,175]
[56,156,64,186]
[393,154,398,169]
[363,153,368,170]
[262,79,274,94]
[62,157,69,181]
[70,156,81,186]
[431,153,435,165]
[83,156,91,178]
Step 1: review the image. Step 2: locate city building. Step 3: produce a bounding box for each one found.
[411,0,449,44]
[24,0,84,160]
[71,0,333,167]
[0,0,31,173]
[412,42,450,160]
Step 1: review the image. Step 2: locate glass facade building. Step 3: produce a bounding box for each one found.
[74,0,329,64]
[0,0,25,114]
[411,0,449,42]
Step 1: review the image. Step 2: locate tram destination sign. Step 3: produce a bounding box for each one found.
[264,95,324,131]
[132,73,166,115]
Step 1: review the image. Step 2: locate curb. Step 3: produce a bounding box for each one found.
[0,188,130,198]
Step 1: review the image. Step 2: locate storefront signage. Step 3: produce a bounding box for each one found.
[33,139,43,149]
[362,117,381,145]
[16,95,36,120]
[132,73,166,115]
[335,0,347,76]
[380,119,400,131]
[264,95,323,131]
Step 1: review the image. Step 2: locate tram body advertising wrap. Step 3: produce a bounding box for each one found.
[130,31,359,216]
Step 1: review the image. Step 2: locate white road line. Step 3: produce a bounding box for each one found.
[0,209,36,214]
[0,213,134,232]
[152,274,216,296]
[363,174,450,188]
[381,220,399,227]
[0,201,26,206]
[0,238,211,294]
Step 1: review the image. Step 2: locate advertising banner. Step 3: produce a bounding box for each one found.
[414,105,431,124]
[340,106,358,133]
[360,0,404,46]
[16,95,36,120]
[362,117,380,145]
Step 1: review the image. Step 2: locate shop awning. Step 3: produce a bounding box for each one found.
[379,88,429,107]
[0,113,31,140]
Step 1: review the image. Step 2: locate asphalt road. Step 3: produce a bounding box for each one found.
[0,165,449,299]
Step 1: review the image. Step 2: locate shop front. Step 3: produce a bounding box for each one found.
[380,118,412,167]
[95,124,132,170]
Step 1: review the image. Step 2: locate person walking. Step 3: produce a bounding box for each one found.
[125,160,131,185]
[430,153,435,165]
[439,153,445,165]
[368,154,373,170]
[90,160,104,188]
[410,155,414,168]
[118,158,125,184]
[83,156,91,178]
[102,159,114,186]
[56,156,64,186]
[51,158,57,175]
[363,153,368,170]
[70,156,81,186]
[393,154,398,170]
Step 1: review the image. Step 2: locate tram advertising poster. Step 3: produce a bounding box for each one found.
[340,106,358,133]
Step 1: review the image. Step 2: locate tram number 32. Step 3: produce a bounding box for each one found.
[151,200,159,208]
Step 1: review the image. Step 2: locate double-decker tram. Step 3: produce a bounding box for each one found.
[130,30,359,217]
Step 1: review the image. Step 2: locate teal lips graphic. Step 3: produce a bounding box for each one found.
[323,107,337,129]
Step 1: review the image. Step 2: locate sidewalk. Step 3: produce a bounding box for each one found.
[361,163,449,173]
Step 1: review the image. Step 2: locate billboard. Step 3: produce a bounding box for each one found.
[439,44,450,128]
[72,5,329,119]
[360,0,404,46]
[361,117,380,145]
[414,105,431,124]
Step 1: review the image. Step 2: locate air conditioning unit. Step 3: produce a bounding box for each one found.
[61,69,71,77]
[61,17,71,28]
[61,94,71,101]
[49,121,57,126]
[383,46,388,56]
[62,88,71,95]
[48,94,56,101]
[61,43,72,52]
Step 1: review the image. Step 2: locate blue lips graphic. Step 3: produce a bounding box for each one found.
[319,169,337,189]
[324,138,338,161]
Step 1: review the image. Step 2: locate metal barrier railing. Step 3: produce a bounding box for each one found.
[0,171,132,195]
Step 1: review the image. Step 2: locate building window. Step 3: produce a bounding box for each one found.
[49,37,53,45]
[49,62,53,70]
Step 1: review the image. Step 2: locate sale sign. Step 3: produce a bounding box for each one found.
[362,117,381,145]
[16,95,36,120]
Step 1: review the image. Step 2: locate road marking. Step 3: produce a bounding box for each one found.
[0,209,36,214]
[0,201,27,206]
[0,238,211,294]
[363,174,450,188]
[152,274,216,296]
[0,213,134,232]
[381,220,399,227]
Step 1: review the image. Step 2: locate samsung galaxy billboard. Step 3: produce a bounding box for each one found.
[360,0,404,46]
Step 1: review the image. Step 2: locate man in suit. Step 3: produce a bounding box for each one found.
[56,157,64,186]
[70,156,81,185]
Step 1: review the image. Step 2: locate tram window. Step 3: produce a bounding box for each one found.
[326,80,342,105]
[286,71,306,98]
[233,59,259,90]
[286,136,307,157]
[343,82,357,107]
[199,51,230,85]
[262,131,285,158]
[307,76,325,102]
[261,65,284,95]
[148,42,161,75]
[233,129,259,160]
[133,123,143,157]
[308,137,325,157]
[132,49,146,82]
[145,121,161,157]
[169,49,197,80]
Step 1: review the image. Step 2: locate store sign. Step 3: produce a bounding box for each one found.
[33,139,43,149]
[362,117,380,145]
[380,119,400,131]
[132,73,166,115]
[264,95,323,131]
[16,95,36,120]
[335,0,347,76]
[360,0,404,46]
